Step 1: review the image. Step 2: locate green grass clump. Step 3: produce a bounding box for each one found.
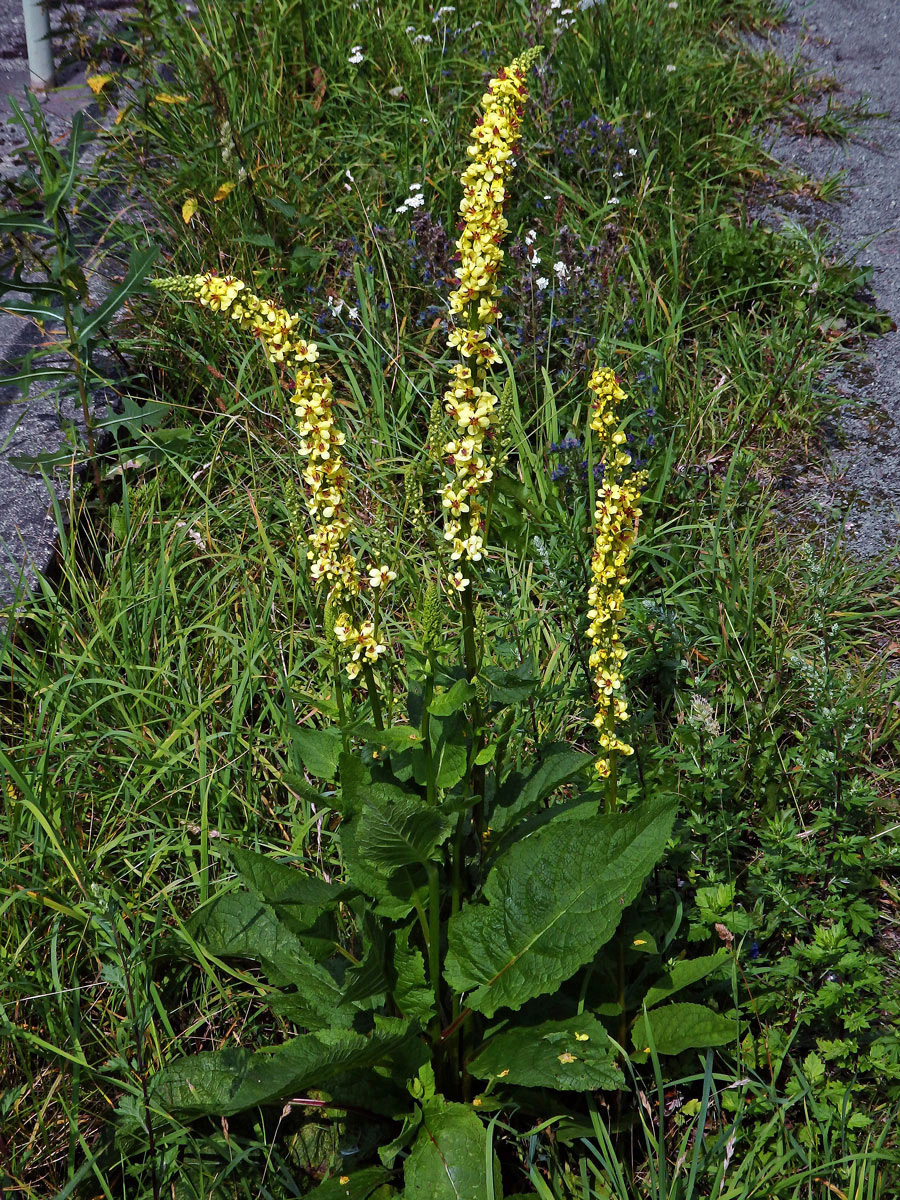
[1,0,899,1195]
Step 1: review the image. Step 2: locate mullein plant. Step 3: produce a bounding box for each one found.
[145,53,732,1200]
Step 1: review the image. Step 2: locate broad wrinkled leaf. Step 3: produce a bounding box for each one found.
[491,744,594,837]
[403,1099,500,1200]
[152,1018,418,1118]
[356,796,451,874]
[187,891,354,1026]
[293,726,343,780]
[445,796,677,1017]
[391,926,434,1024]
[643,951,730,1009]
[470,1014,624,1092]
[632,1002,737,1056]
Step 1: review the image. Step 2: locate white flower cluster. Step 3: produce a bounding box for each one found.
[396,182,425,214]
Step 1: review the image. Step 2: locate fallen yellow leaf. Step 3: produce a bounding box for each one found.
[154,92,189,104]
[182,197,198,224]
[213,181,237,202]
[86,74,113,95]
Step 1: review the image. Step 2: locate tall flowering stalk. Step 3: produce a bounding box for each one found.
[440,48,541,593]
[586,365,646,792]
[153,272,393,682]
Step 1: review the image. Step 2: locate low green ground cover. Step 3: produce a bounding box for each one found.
[1,0,899,1196]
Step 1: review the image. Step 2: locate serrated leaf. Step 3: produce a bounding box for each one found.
[444,797,677,1017]
[403,1099,500,1200]
[152,1018,417,1118]
[392,926,435,1024]
[643,951,730,1009]
[293,725,343,780]
[182,196,198,224]
[357,796,451,873]
[187,891,354,1025]
[631,1003,737,1056]
[470,1015,624,1092]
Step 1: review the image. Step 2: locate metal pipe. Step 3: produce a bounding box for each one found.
[22,0,55,90]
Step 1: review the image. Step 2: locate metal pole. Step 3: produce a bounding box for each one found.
[22,0,55,90]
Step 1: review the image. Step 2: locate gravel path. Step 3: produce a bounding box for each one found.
[766,0,900,558]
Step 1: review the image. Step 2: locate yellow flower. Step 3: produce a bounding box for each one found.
[586,365,646,779]
[438,48,541,589]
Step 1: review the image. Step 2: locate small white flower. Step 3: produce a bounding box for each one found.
[405,24,416,33]
[608,197,621,205]
[553,260,569,281]
[413,33,433,44]
[433,5,456,20]
[410,183,422,191]
[543,194,551,200]
[613,168,624,178]
[528,248,541,266]
[536,276,550,291]
[665,63,676,72]
[628,147,638,157]
[346,306,360,321]
[524,228,537,245]
[345,169,355,182]
[327,296,345,315]
[348,45,364,64]
[668,1,678,8]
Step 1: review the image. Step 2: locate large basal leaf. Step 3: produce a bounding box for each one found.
[152,1018,418,1119]
[631,1002,737,1056]
[187,892,355,1027]
[642,951,730,1010]
[444,796,677,1017]
[292,726,343,781]
[403,1099,501,1200]
[469,1015,624,1092]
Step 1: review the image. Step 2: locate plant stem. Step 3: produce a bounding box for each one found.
[362,663,384,731]
[422,649,437,805]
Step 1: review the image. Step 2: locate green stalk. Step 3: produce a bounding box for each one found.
[421,649,438,806]
[362,664,384,731]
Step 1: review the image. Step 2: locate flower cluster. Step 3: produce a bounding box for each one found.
[152,272,319,367]
[154,270,393,681]
[585,365,646,779]
[440,48,541,591]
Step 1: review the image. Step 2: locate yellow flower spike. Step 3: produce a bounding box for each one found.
[154,269,390,683]
[439,49,541,590]
[586,365,647,787]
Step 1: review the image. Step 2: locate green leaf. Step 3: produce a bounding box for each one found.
[642,951,730,1009]
[152,1018,418,1118]
[230,846,351,910]
[428,679,477,717]
[187,891,355,1026]
[403,1099,501,1200]
[444,796,677,1017]
[0,213,54,237]
[305,1167,393,1198]
[470,1015,624,1092]
[392,926,435,1025]
[492,744,594,836]
[631,1003,737,1056]
[357,796,451,874]
[482,660,539,705]
[76,245,158,345]
[293,725,343,781]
